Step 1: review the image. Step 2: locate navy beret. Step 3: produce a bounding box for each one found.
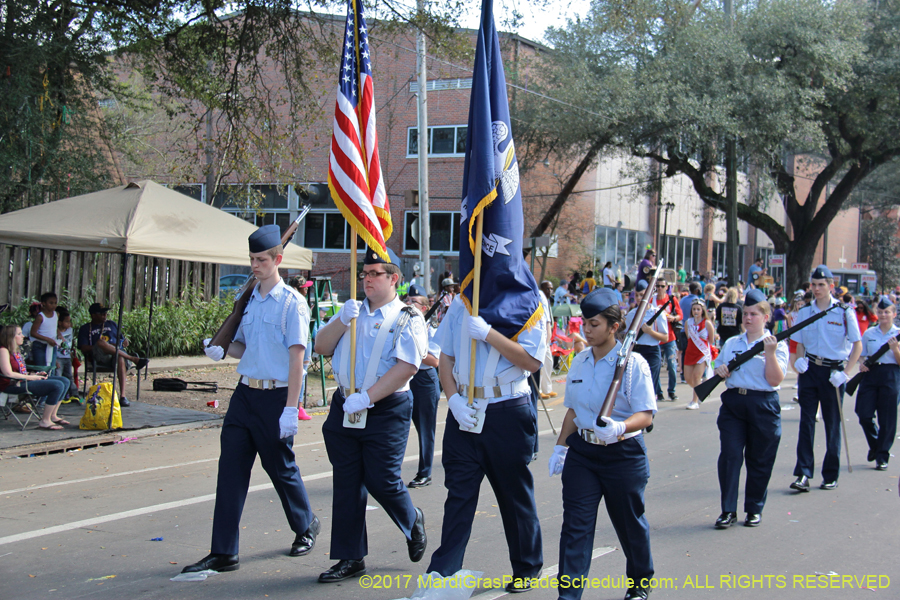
[248,224,281,253]
[364,248,390,265]
[407,283,426,298]
[810,264,832,280]
[635,279,649,291]
[877,295,894,309]
[581,288,618,319]
[744,288,768,307]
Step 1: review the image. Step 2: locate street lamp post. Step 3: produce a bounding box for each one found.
[661,202,675,267]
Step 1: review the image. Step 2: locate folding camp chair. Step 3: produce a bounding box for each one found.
[0,390,40,431]
[551,321,575,375]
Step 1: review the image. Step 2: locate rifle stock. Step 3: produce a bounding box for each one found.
[208,206,310,355]
[694,302,846,402]
[596,259,665,427]
[845,331,900,396]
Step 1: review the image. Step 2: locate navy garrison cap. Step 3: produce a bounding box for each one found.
[364,248,390,265]
[635,279,649,292]
[810,264,833,280]
[581,288,618,319]
[877,295,894,309]
[248,224,281,253]
[744,288,768,307]
[408,284,426,298]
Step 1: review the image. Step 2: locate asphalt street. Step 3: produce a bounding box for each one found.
[1,373,897,600]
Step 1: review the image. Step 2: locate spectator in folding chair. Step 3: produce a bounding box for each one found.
[0,325,70,430]
[78,303,148,407]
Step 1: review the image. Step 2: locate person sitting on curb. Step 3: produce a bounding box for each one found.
[78,303,148,407]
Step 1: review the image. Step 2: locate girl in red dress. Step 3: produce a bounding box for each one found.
[684,301,716,409]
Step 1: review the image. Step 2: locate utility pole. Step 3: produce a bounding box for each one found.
[416,0,431,295]
[723,0,740,285]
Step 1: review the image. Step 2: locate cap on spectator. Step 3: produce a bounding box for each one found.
[289,275,314,289]
[89,303,110,314]
[442,277,456,288]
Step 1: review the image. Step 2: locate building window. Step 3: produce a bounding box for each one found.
[301,210,368,252]
[219,184,293,236]
[403,211,461,253]
[659,234,701,276]
[407,126,467,157]
[712,242,747,281]
[595,226,654,275]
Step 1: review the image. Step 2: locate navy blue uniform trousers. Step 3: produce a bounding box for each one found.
[410,368,440,479]
[634,345,661,396]
[427,397,542,578]
[717,389,781,514]
[322,390,417,560]
[211,384,314,555]
[855,364,900,464]
[558,434,653,600]
[795,363,844,482]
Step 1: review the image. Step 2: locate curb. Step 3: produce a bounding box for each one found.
[0,418,223,460]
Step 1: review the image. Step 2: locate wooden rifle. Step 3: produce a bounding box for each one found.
[596,259,665,429]
[846,331,900,396]
[635,292,675,344]
[209,206,310,354]
[694,302,846,402]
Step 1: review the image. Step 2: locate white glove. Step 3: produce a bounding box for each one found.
[829,370,849,388]
[279,407,299,439]
[594,416,627,444]
[794,356,809,374]
[203,338,224,362]
[448,393,477,429]
[467,316,492,342]
[548,445,568,477]
[339,299,362,326]
[343,390,372,414]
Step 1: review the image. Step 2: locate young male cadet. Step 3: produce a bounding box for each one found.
[182,224,318,574]
[405,283,442,489]
[426,294,548,593]
[314,249,428,583]
[856,296,900,471]
[790,265,862,492]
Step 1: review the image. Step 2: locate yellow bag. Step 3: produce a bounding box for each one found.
[79,382,123,430]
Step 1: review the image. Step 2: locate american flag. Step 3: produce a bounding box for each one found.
[327,0,391,258]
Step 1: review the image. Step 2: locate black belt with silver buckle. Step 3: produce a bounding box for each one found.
[806,354,846,370]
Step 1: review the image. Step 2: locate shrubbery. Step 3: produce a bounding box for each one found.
[0,287,234,358]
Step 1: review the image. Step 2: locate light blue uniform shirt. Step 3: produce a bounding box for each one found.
[420,323,441,371]
[861,324,900,365]
[714,332,789,392]
[436,296,547,403]
[234,279,309,382]
[626,306,668,347]
[564,343,657,430]
[790,298,860,360]
[332,295,426,390]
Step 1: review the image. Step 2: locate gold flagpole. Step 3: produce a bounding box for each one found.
[468,212,484,407]
[349,228,358,397]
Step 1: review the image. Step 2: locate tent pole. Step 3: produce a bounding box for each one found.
[145,260,157,381]
[107,253,128,431]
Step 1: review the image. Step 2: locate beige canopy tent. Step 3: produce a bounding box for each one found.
[0,180,312,268]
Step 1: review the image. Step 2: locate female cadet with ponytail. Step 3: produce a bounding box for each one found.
[549,288,657,600]
[712,289,788,529]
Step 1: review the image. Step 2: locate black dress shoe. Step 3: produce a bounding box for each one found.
[714,512,737,529]
[744,513,762,527]
[819,480,838,490]
[506,576,536,593]
[790,476,810,492]
[624,584,651,600]
[181,553,239,573]
[318,559,366,583]
[875,461,889,471]
[290,514,320,557]
[408,507,426,562]
[119,397,131,407]
[868,449,876,462]
[408,475,432,488]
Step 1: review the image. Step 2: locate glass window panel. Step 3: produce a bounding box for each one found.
[692,240,700,272]
[596,227,609,265]
[408,128,419,156]
[456,127,468,154]
[615,230,627,270]
[405,212,420,252]
[451,218,460,252]
[304,213,325,248]
[324,213,345,249]
[432,127,455,154]
[430,213,452,251]
[253,184,288,209]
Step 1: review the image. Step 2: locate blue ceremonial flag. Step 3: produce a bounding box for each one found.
[459,0,542,339]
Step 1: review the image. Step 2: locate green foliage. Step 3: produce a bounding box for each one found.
[0,286,232,357]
